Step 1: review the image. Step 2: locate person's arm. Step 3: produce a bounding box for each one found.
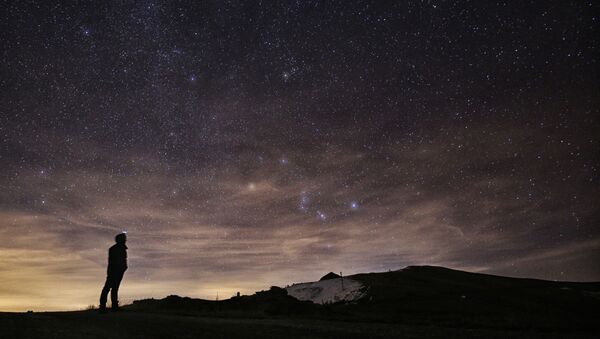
[122,247,128,272]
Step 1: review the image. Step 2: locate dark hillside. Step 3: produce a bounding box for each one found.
[346,266,600,331]
[129,286,323,318]
[127,266,600,334]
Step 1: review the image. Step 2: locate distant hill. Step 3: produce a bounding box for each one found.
[129,266,600,334]
[319,272,341,281]
[346,266,600,330]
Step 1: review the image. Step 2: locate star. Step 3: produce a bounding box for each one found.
[317,211,327,221]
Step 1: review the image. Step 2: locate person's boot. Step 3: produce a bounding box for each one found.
[98,305,107,314]
[111,301,121,312]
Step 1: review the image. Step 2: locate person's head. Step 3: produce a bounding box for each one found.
[115,232,127,244]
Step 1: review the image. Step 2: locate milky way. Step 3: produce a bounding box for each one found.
[1,1,599,311]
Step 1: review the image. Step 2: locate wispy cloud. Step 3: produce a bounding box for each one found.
[0,123,598,311]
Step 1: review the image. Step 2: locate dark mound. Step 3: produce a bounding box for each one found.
[129,286,321,317]
[319,272,341,281]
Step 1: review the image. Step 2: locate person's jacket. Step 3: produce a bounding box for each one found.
[107,243,128,274]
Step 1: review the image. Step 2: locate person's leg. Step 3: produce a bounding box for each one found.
[110,273,124,310]
[99,276,111,310]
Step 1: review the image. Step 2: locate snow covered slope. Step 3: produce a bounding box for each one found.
[285,277,366,304]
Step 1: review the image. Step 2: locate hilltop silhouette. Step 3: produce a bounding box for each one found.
[2,266,599,338]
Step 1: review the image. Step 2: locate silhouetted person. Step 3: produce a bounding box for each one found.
[99,232,127,312]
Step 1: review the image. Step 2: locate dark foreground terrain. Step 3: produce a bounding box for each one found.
[2,310,597,339]
[2,266,599,338]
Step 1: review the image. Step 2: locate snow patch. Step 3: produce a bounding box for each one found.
[285,278,365,304]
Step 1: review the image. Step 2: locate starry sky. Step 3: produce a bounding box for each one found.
[1,1,599,311]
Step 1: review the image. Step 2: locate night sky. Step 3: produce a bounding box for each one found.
[1,1,599,311]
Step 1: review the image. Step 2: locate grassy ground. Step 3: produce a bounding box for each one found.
[1,310,597,339]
